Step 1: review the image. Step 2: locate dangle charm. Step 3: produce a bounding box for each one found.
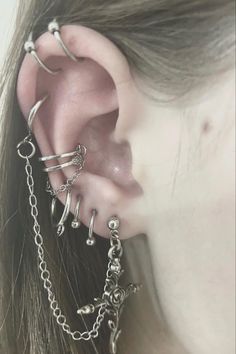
[77,216,142,354]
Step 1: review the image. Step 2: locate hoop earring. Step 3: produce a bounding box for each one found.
[71,195,82,229]
[48,18,79,62]
[24,32,60,75]
[51,189,72,236]
[86,209,97,246]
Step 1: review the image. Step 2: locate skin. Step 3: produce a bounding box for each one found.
[17,25,235,353]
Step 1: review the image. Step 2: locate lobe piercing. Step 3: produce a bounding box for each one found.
[51,189,72,236]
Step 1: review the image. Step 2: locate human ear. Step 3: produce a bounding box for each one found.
[17,24,144,238]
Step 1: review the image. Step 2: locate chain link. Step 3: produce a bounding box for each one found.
[24,157,107,341]
[46,167,82,197]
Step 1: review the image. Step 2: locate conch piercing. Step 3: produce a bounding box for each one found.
[48,18,79,62]
[51,189,72,236]
[24,32,60,75]
[39,144,86,173]
[86,209,97,246]
[71,195,82,229]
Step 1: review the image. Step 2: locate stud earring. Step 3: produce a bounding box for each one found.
[24,32,60,75]
[48,18,80,62]
[71,195,82,229]
[86,209,97,246]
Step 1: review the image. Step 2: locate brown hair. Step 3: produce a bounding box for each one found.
[0,0,235,353]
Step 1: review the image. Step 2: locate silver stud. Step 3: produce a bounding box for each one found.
[107,216,120,231]
[48,18,60,34]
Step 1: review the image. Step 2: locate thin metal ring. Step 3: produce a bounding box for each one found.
[43,154,84,173]
[71,195,82,228]
[24,32,61,75]
[86,209,97,246]
[17,140,36,159]
[51,189,72,236]
[27,95,49,132]
[48,19,78,62]
[39,144,86,162]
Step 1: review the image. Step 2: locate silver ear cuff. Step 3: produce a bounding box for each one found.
[87,209,97,246]
[39,144,86,173]
[51,189,72,236]
[71,195,82,228]
[48,19,79,62]
[24,33,60,75]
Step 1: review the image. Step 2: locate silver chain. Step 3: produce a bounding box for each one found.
[46,167,82,197]
[23,154,107,341]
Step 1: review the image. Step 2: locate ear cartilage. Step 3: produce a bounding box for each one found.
[24,32,61,75]
[48,18,79,62]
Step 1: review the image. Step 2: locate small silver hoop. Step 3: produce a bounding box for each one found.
[71,195,82,229]
[27,95,49,132]
[51,189,72,236]
[86,209,97,246]
[48,19,79,62]
[17,140,36,159]
[24,32,61,75]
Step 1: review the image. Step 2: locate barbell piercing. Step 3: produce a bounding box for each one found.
[24,32,61,75]
[48,19,79,62]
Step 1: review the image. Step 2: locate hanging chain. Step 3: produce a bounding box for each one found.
[17,139,107,341]
[46,167,82,197]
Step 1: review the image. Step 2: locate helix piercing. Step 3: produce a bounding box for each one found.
[27,95,49,133]
[24,32,61,75]
[48,19,79,62]
[86,209,97,246]
[71,195,82,229]
[51,189,72,236]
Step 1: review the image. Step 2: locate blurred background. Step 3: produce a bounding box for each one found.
[0,1,17,69]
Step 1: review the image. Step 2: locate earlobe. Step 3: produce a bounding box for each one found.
[17,23,144,238]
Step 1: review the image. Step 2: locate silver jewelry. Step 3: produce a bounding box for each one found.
[86,209,97,246]
[39,144,87,162]
[71,195,82,229]
[48,18,78,62]
[43,154,84,173]
[78,216,142,353]
[27,95,49,133]
[24,32,60,75]
[17,95,141,354]
[51,189,72,236]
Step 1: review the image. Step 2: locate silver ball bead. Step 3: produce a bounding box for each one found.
[48,20,60,33]
[86,237,96,246]
[71,220,81,229]
[107,216,120,230]
[24,40,35,53]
